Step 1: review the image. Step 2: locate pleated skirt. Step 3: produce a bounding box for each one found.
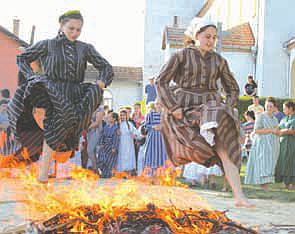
[6,75,103,161]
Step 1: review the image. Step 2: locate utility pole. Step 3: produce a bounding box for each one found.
[30,25,35,45]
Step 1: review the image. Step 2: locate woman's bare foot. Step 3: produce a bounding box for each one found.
[221,187,229,192]
[261,184,269,192]
[235,197,255,208]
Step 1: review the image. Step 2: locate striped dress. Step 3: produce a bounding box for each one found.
[5,33,113,162]
[242,121,255,155]
[96,123,120,178]
[155,46,241,169]
[244,113,280,185]
[143,111,167,172]
[0,103,20,160]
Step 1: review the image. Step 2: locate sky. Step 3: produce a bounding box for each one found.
[0,0,145,66]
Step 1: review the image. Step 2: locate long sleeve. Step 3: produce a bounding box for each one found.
[219,58,240,107]
[155,52,180,111]
[112,127,120,151]
[99,127,105,145]
[16,40,48,79]
[86,44,114,87]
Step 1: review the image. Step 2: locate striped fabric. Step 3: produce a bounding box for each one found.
[96,123,120,178]
[244,113,280,185]
[4,33,113,161]
[242,121,255,153]
[155,46,241,169]
[143,111,167,172]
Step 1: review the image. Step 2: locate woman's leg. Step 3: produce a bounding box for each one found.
[32,107,53,183]
[221,177,229,192]
[215,140,255,208]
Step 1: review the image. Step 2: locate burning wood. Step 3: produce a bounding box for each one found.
[23,203,256,234]
[1,166,258,234]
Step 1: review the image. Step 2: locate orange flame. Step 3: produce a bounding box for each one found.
[0,161,254,233]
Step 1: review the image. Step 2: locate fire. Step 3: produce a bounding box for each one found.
[0,162,256,233]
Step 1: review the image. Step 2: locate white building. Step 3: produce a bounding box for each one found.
[143,0,204,84]
[146,0,295,98]
[162,22,255,90]
[85,66,142,111]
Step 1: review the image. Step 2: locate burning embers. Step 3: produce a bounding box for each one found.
[27,203,256,234]
[1,167,256,234]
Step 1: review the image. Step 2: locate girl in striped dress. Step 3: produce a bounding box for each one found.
[242,111,255,159]
[4,11,113,183]
[245,98,280,191]
[155,18,253,207]
[143,102,167,175]
[0,100,21,165]
[96,112,120,178]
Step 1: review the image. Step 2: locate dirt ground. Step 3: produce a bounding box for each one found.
[0,177,294,234]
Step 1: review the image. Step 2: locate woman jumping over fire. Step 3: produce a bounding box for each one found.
[155,17,254,208]
[4,10,113,183]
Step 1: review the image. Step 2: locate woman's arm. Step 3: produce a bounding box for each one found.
[111,128,120,154]
[88,111,104,130]
[255,128,275,135]
[253,114,276,135]
[17,40,48,79]
[219,58,240,107]
[86,44,114,88]
[279,128,295,136]
[249,88,257,96]
[155,51,182,112]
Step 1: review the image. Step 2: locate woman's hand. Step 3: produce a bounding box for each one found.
[272,128,281,136]
[97,80,106,89]
[279,129,289,135]
[172,108,183,120]
[153,125,161,131]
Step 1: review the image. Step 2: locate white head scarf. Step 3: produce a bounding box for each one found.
[185,17,217,39]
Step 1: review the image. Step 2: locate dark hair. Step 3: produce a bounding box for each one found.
[245,110,255,120]
[265,97,276,106]
[59,10,83,25]
[0,99,9,106]
[247,75,257,86]
[103,105,109,110]
[119,110,130,130]
[134,102,141,107]
[253,95,259,99]
[1,89,10,99]
[283,101,295,110]
[110,112,119,122]
[198,25,217,34]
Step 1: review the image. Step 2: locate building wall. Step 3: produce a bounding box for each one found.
[221,51,255,93]
[144,0,203,85]
[205,0,257,30]
[0,31,21,94]
[256,0,295,97]
[108,81,142,111]
[289,47,295,97]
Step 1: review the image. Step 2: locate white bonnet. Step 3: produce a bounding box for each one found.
[185,17,217,39]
